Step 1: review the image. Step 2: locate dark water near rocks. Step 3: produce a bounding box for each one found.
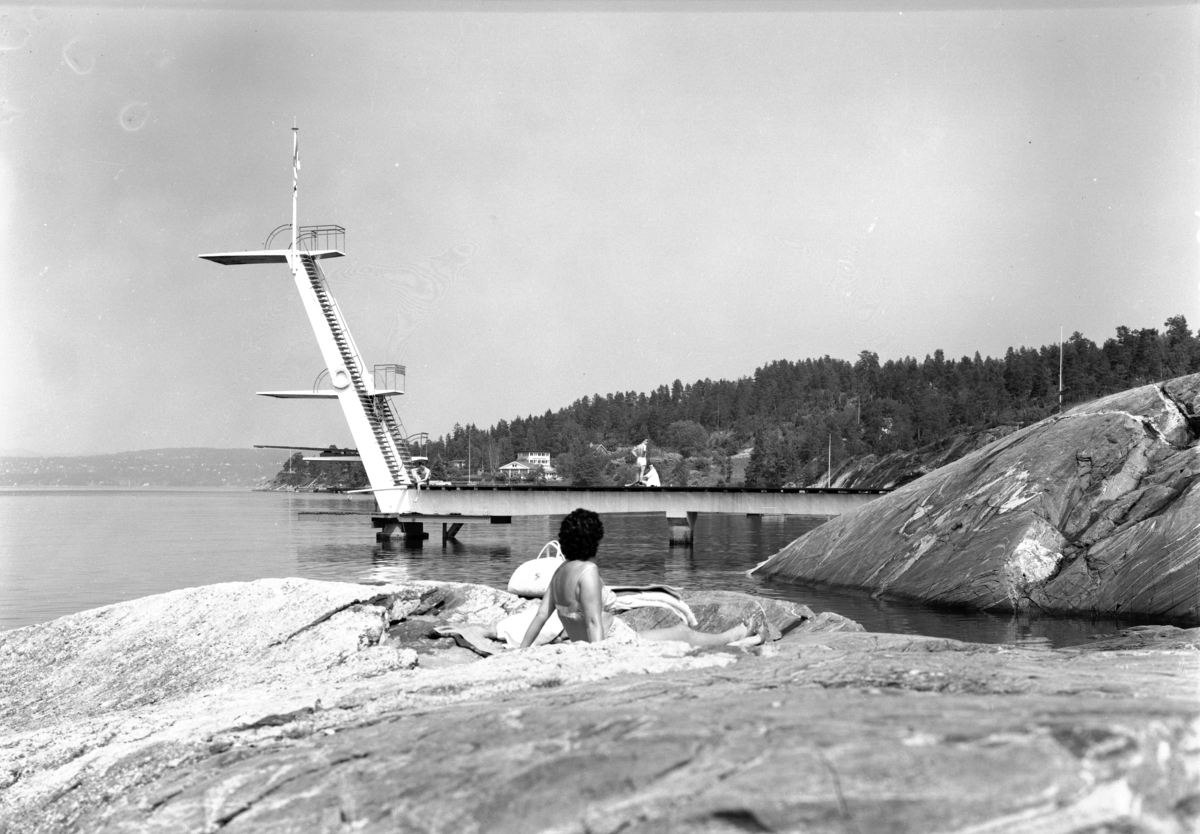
[0,489,1144,647]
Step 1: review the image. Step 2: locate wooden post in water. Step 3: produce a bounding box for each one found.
[375,518,400,542]
[401,521,428,542]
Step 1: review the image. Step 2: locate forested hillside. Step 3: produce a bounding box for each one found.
[423,315,1198,488]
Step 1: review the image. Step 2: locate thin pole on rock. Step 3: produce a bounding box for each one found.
[1059,324,1064,413]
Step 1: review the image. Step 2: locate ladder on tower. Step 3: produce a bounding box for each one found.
[297,253,408,486]
[198,132,422,517]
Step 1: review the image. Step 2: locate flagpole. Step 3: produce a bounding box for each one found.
[1058,324,1064,412]
[291,121,299,252]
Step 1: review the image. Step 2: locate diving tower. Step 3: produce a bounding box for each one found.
[200,227,418,514]
[200,127,417,514]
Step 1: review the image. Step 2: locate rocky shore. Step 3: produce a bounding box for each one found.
[755,374,1200,624]
[2,577,1197,833]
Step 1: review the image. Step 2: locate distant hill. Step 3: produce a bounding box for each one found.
[0,448,286,488]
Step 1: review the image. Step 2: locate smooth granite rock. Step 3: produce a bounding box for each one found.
[1,578,1197,834]
[754,374,1200,623]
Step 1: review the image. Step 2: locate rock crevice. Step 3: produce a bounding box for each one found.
[1155,381,1200,446]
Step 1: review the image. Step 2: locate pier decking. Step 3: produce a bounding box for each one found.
[372,484,885,544]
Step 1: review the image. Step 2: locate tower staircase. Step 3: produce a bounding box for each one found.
[198,131,422,516]
[378,397,418,469]
[297,253,409,487]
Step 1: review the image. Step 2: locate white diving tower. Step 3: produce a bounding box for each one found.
[199,128,416,515]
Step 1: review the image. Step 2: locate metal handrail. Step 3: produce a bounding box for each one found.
[264,224,346,252]
[264,224,291,249]
[373,363,406,393]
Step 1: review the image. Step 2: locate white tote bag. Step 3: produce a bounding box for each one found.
[506,540,565,598]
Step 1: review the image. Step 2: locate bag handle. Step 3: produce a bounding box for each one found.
[536,540,564,561]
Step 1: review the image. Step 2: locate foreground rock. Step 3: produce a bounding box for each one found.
[756,374,1200,624]
[1,578,1197,833]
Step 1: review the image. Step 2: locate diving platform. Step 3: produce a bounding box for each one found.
[256,389,403,399]
[199,249,343,265]
[254,443,365,463]
[205,209,418,496]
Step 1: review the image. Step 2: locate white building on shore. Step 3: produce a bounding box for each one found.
[499,451,557,481]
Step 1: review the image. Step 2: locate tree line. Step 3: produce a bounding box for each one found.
[419,314,1197,487]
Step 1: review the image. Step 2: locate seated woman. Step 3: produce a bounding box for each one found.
[520,508,767,648]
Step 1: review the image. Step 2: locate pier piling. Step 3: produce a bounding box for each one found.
[666,512,697,547]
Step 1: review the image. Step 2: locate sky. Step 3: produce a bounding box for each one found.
[0,1,1196,455]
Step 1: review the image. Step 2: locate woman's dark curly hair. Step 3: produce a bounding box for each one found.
[558,508,604,561]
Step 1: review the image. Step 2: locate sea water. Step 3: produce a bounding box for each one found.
[0,488,1142,647]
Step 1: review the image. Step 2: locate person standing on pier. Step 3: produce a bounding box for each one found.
[630,440,650,486]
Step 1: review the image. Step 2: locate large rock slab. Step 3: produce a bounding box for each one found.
[0,579,743,828]
[1,578,1197,833]
[755,374,1200,623]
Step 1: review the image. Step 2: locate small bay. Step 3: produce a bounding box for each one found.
[0,488,1138,647]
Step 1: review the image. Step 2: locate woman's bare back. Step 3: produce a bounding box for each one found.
[547,560,612,642]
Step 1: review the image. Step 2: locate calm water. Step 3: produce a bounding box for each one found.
[0,488,1144,647]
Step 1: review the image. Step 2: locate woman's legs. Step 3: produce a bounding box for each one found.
[638,609,774,648]
[638,622,751,647]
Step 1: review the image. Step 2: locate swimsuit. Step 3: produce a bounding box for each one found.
[555,586,618,621]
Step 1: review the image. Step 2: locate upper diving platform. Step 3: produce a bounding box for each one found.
[199,224,346,266]
[200,249,343,266]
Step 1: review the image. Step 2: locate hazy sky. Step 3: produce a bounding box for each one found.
[1,1,1196,455]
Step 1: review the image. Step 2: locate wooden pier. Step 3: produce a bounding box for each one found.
[371,484,885,545]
